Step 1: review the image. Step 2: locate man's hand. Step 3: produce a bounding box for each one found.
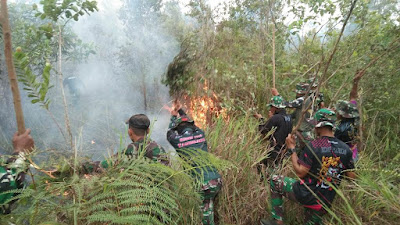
[13,128,34,153]
[163,105,178,116]
[285,134,296,149]
[271,88,279,96]
[173,99,181,112]
[253,113,263,119]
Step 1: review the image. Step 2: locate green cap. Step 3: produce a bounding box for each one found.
[314,108,336,128]
[268,95,286,109]
[336,100,359,118]
[295,82,310,95]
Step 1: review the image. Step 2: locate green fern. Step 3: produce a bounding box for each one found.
[1,147,231,225]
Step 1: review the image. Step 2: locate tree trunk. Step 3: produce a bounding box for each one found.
[1,0,26,135]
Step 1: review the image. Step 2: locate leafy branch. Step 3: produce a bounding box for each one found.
[14,50,52,109]
[14,49,67,141]
[34,0,98,23]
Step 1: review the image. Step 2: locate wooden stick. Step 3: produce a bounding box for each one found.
[272,20,276,88]
[270,1,276,88]
[1,0,26,135]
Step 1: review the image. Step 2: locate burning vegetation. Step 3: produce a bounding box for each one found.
[183,81,228,128]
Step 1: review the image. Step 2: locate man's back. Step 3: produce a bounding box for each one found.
[167,126,220,181]
[126,138,169,166]
[259,110,292,150]
[293,136,354,207]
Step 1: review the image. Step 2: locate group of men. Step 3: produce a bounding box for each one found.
[256,77,360,225]
[1,76,361,225]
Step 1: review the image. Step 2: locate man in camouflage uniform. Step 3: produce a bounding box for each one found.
[124,114,169,165]
[82,114,168,173]
[255,95,292,166]
[0,129,34,214]
[335,76,361,161]
[261,109,356,225]
[166,104,222,225]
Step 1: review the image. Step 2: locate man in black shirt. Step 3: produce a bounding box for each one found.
[255,95,292,166]
[261,108,356,225]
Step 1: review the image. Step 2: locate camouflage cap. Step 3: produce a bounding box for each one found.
[314,108,336,128]
[306,77,318,88]
[268,95,286,109]
[336,100,359,118]
[295,82,310,95]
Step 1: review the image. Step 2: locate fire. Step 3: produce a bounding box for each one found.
[185,81,229,128]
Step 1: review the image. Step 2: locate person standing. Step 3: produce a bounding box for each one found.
[335,76,361,161]
[255,95,292,166]
[166,102,222,225]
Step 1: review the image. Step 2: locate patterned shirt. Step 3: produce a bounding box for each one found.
[293,136,354,208]
[124,138,169,166]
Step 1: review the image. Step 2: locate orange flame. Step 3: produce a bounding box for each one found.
[185,81,229,128]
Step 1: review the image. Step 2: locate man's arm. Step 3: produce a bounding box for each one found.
[350,75,360,101]
[259,116,276,135]
[286,134,310,178]
[345,171,356,179]
[291,152,310,178]
[286,97,304,108]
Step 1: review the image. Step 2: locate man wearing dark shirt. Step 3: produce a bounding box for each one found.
[335,76,361,161]
[256,95,292,165]
[261,109,356,225]
[166,103,222,225]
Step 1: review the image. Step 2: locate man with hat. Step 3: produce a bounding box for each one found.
[335,76,361,161]
[82,114,168,173]
[124,114,169,165]
[166,102,222,225]
[255,95,292,166]
[261,108,356,225]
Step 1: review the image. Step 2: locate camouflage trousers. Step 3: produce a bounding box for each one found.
[270,175,325,225]
[200,178,222,225]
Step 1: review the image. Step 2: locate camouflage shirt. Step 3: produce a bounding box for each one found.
[124,138,169,166]
[0,153,28,214]
[81,138,169,174]
[286,92,324,132]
